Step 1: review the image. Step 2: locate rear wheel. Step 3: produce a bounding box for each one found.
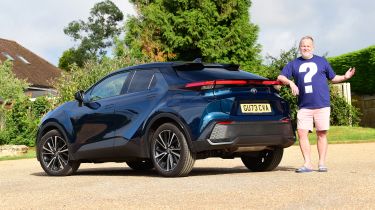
[150,123,195,177]
[37,129,80,176]
[126,159,154,170]
[241,148,284,172]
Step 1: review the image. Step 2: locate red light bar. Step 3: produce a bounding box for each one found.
[185,80,282,89]
[248,80,282,85]
[215,80,247,85]
[185,80,215,88]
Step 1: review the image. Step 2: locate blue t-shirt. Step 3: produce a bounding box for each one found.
[281,55,336,109]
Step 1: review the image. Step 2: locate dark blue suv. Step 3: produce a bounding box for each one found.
[36,62,295,177]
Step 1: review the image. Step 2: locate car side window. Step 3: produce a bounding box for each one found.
[127,69,156,93]
[88,72,129,101]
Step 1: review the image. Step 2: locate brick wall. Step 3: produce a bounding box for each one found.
[352,95,375,128]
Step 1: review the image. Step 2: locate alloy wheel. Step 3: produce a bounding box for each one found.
[153,129,182,171]
[41,135,69,173]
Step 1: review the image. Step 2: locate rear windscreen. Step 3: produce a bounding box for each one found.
[176,68,265,82]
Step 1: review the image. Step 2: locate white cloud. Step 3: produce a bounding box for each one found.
[0,0,136,65]
[1,0,374,66]
[251,0,375,59]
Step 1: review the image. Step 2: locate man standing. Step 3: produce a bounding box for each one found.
[277,36,355,173]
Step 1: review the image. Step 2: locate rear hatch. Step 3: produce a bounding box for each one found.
[175,63,289,120]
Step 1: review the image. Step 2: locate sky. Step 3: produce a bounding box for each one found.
[0,0,374,66]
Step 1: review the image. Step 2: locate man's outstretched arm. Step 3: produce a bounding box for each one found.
[331,67,356,83]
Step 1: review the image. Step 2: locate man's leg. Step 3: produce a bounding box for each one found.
[314,107,330,169]
[297,109,314,169]
[297,129,313,169]
[316,130,328,166]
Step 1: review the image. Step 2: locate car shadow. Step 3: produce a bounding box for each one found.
[274,166,296,172]
[31,166,296,177]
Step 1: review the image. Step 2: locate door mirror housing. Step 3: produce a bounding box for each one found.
[74,90,85,104]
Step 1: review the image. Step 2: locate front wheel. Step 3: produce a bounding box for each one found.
[37,129,80,176]
[150,123,195,177]
[241,148,284,172]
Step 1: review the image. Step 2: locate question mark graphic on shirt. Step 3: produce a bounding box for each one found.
[299,62,318,94]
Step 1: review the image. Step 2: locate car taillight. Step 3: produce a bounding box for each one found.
[217,121,233,125]
[280,117,291,123]
[184,80,215,90]
[215,80,248,85]
[185,80,281,90]
[247,80,282,85]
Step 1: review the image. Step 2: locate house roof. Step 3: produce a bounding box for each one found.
[0,38,61,88]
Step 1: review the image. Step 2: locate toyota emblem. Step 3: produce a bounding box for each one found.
[250,88,257,94]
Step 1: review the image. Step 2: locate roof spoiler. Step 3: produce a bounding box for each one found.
[172,62,205,71]
[172,62,240,71]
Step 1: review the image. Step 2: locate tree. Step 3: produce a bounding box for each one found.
[59,0,124,70]
[54,55,146,104]
[124,0,262,72]
[0,61,29,103]
[58,48,91,70]
[264,46,298,79]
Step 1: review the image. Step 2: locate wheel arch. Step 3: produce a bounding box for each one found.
[143,113,194,153]
[36,121,71,161]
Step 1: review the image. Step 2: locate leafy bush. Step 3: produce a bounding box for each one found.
[330,87,361,126]
[278,86,298,122]
[53,56,146,104]
[0,61,30,145]
[0,61,29,102]
[263,47,298,80]
[0,96,54,146]
[0,61,55,146]
[328,45,375,94]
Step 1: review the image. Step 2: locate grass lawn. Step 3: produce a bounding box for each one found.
[1,126,375,161]
[0,147,36,161]
[299,126,375,144]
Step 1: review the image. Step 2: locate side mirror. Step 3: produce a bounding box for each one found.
[74,90,85,104]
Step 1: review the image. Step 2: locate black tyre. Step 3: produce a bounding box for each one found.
[241,147,284,172]
[151,123,195,177]
[126,159,154,170]
[37,129,80,176]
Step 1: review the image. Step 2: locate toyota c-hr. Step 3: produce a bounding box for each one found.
[36,62,295,177]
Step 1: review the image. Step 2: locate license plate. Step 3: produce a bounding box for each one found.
[240,103,272,113]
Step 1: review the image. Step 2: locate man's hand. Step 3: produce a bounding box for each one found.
[289,81,299,96]
[344,67,356,80]
[331,67,356,83]
[277,75,299,96]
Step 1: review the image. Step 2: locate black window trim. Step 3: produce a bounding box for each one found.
[86,71,130,102]
[126,68,158,94]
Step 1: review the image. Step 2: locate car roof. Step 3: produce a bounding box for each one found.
[113,61,241,73]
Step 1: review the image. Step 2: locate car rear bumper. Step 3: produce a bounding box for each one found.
[191,121,296,153]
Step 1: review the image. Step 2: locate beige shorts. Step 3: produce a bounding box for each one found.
[297,107,331,131]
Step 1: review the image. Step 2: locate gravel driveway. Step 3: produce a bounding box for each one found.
[1,143,374,209]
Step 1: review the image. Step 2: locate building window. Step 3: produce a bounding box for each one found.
[1,52,14,61]
[17,55,30,64]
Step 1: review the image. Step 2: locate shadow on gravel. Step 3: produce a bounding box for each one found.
[189,167,249,176]
[31,166,296,177]
[274,166,296,172]
[76,168,158,177]
[31,168,158,177]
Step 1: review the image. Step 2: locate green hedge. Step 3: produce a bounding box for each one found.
[328,45,375,95]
